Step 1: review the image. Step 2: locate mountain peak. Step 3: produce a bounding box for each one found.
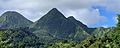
[38,8,66,22]
[51,8,58,11]
[0,11,33,29]
[1,11,23,17]
[3,11,20,15]
[68,16,76,20]
[47,8,63,15]
[4,11,18,13]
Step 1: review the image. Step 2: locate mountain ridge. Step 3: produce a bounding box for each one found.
[30,8,102,42]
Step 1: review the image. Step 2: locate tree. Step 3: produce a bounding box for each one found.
[116,14,120,31]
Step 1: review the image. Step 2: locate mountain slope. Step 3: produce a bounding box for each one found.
[73,14,120,48]
[30,8,90,42]
[0,11,33,29]
[67,16,88,31]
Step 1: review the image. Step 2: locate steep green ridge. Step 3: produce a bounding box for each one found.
[30,8,90,42]
[0,11,33,29]
[30,8,68,43]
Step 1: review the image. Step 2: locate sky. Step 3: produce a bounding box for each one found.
[0,0,119,28]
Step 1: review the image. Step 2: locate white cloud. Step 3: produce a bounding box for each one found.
[102,25,109,28]
[0,0,119,27]
[99,0,120,13]
[64,8,107,26]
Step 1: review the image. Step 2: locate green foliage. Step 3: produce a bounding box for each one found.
[0,28,43,48]
[47,41,77,48]
[116,14,120,30]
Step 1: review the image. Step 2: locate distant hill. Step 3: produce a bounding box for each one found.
[91,27,114,37]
